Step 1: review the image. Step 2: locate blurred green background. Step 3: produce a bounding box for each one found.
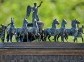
[0,0,84,42]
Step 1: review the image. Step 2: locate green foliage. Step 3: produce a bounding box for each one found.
[0,0,84,27]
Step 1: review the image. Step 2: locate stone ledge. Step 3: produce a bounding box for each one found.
[0,42,84,49]
[0,49,84,55]
[0,42,84,62]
